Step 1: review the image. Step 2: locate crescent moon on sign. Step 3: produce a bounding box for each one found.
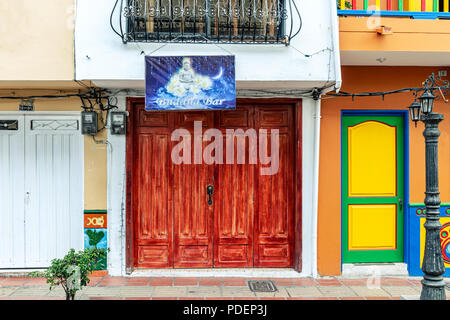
[212,67,223,80]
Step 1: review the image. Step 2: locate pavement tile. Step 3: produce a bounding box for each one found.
[150,278,174,286]
[254,289,289,298]
[1,279,29,286]
[199,279,223,286]
[98,280,126,286]
[349,286,390,297]
[84,287,122,297]
[382,286,421,297]
[316,279,342,286]
[119,286,154,297]
[39,297,66,300]
[152,297,178,300]
[10,287,51,297]
[179,297,205,300]
[285,286,322,298]
[206,297,233,300]
[222,287,256,297]
[273,279,294,286]
[87,277,104,287]
[152,286,187,297]
[0,287,20,297]
[259,297,286,300]
[317,286,357,297]
[90,297,124,300]
[233,297,259,300]
[185,286,221,297]
[408,279,422,286]
[340,279,368,286]
[125,297,151,300]
[174,278,199,286]
[124,281,149,286]
[293,279,317,286]
[23,278,48,286]
[223,280,247,286]
[380,278,411,286]
[341,297,365,300]
[126,277,151,282]
[365,297,393,300]
[103,276,127,281]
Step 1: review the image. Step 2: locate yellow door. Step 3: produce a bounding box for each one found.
[343,115,404,263]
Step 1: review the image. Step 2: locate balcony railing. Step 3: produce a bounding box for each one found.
[337,0,450,19]
[111,0,303,44]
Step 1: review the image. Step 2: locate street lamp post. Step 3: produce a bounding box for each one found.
[409,73,447,300]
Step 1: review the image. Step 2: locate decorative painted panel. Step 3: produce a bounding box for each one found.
[407,204,450,276]
[84,210,108,271]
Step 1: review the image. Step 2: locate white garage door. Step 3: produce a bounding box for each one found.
[0,115,83,268]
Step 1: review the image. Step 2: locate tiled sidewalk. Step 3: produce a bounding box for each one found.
[0,276,448,300]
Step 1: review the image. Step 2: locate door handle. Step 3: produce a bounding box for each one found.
[207,185,214,205]
[398,198,403,211]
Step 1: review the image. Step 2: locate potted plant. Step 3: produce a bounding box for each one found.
[29,247,107,300]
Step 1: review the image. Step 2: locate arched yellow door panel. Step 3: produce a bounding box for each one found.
[348,121,397,198]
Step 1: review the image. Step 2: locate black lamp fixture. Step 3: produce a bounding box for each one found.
[408,73,449,300]
[408,99,421,127]
[418,89,436,115]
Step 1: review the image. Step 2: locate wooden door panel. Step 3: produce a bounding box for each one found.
[133,104,174,268]
[254,106,294,267]
[173,111,214,267]
[214,106,254,267]
[136,134,170,243]
[131,102,296,269]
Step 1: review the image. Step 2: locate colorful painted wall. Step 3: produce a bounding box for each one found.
[0,0,75,82]
[318,66,450,276]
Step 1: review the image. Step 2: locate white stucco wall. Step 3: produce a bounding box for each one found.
[75,0,340,90]
[81,0,342,276]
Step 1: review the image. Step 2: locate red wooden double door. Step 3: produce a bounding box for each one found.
[129,101,296,268]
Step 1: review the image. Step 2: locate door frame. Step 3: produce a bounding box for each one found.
[0,111,84,269]
[126,98,303,272]
[340,110,410,268]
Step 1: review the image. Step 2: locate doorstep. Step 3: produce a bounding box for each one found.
[128,268,307,278]
[342,263,409,278]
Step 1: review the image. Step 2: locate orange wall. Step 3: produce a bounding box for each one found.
[318,66,450,276]
[340,17,450,53]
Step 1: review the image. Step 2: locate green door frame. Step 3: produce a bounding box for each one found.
[342,115,404,263]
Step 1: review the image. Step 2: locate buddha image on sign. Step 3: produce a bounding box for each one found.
[166,57,213,97]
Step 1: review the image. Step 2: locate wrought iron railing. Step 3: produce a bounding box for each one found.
[337,0,450,19]
[111,0,302,44]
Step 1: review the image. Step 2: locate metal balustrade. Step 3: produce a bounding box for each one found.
[111,0,303,44]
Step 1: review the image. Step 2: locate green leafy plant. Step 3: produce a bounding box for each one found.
[29,247,107,300]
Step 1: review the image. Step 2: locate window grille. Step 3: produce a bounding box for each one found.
[111,0,302,44]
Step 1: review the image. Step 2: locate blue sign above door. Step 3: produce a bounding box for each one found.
[145,55,236,111]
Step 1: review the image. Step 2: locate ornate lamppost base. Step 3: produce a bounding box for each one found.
[420,112,446,300]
